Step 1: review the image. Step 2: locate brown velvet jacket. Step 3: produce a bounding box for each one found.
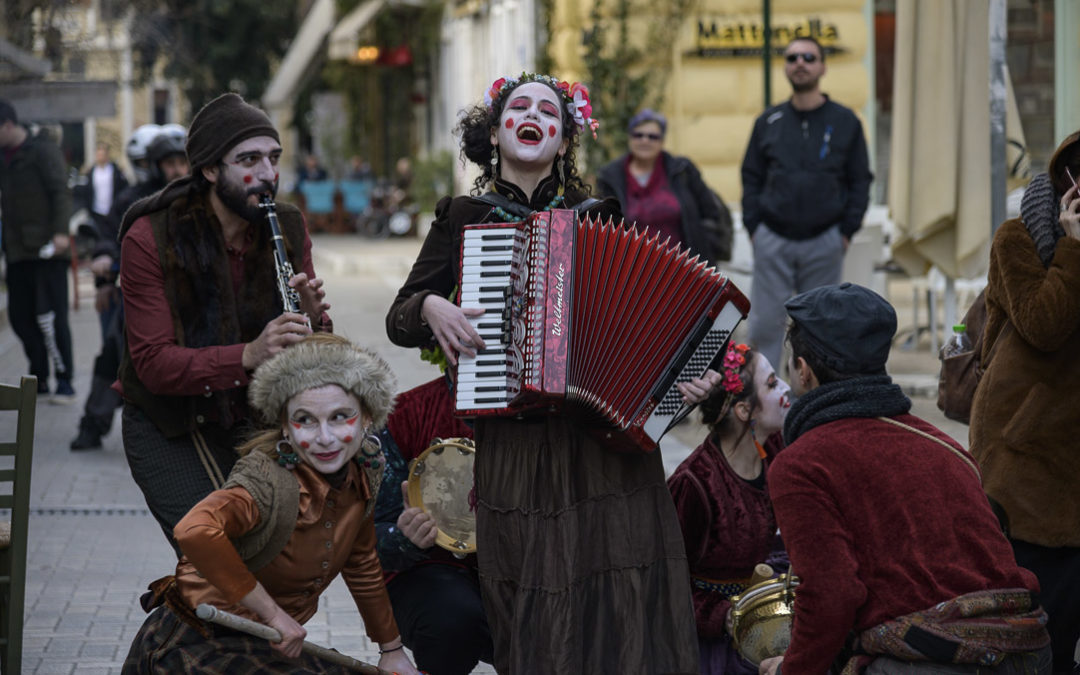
[385,175,619,348]
[970,135,1080,547]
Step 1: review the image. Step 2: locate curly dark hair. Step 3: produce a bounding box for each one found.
[456,77,590,197]
[699,346,760,445]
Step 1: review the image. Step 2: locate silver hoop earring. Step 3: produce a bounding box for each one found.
[359,431,382,469]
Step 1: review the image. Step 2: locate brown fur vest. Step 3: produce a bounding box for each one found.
[119,189,307,438]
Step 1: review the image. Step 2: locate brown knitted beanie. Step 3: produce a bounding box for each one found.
[186,93,279,170]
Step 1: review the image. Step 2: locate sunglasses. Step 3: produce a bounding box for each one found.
[785,52,819,64]
[631,132,663,141]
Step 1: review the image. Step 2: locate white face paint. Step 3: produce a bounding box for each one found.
[749,352,791,438]
[491,81,568,171]
[282,384,367,475]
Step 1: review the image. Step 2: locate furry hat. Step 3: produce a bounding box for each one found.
[248,334,396,429]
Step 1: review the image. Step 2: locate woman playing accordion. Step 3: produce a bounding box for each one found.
[385,73,719,674]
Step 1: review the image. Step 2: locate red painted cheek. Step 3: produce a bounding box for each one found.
[299,441,310,449]
[504,119,514,129]
[291,422,302,429]
[243,175,253,184]
[548,125,557,138]
[343,435,353,443]
[274,172,279,182]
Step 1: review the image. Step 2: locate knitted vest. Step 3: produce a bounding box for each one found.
[118,190,307,438]
[224,450,385,572]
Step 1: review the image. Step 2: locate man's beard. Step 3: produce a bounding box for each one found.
[789,74,820,94]
[215,175,275,223]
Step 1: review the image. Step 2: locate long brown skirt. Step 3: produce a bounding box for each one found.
[475,416,699,674]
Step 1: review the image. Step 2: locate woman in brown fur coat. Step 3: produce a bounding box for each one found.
[970,131,1080,673]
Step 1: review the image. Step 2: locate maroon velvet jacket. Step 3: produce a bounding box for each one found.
[668,433,780,639]
[769,414,1040,675]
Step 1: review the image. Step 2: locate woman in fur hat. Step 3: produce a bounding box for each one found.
[123,333,420,675]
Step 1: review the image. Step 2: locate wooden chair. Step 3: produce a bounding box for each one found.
[0,376,37,675]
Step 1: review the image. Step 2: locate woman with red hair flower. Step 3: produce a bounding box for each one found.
[668,344,791,674]
[386,73,708,674]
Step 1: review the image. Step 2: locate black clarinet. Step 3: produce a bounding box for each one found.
[259,195,303,315]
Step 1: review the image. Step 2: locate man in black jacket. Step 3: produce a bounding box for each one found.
[0,99,76,401]
[740,36,872,370]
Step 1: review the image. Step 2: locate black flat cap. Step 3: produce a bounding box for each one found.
[785,282,896,374]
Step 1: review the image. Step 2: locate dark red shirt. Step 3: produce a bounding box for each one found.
[768,414,1039,675]
[117,215,328,398]
[623,155,683,246]
[668,434,779,639]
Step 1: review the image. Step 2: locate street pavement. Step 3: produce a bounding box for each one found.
[4,232,963,674]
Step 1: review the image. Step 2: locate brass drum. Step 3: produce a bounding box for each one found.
[406,438,476,555]
[729,573,799,666]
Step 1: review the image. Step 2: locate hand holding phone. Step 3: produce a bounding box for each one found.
[1062,167,1080,239]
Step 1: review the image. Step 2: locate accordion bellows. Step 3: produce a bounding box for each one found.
[454,209,749,453]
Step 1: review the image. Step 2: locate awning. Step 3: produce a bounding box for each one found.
[327,0,387,61]
[263,0,337,109]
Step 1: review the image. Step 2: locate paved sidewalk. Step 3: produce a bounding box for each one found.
[5,232,959,673]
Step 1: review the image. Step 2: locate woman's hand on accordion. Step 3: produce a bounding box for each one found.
[421,295,486,365]
[677,368,723,404]
[397,481,438,549]
[288,272,331,318]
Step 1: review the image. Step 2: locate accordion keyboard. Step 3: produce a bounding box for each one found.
[456,227,520,410]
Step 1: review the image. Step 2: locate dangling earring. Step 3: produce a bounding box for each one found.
[749,419,767,460]
[556,154,566,192]
[276,438,300,470]
[490,145,499,176]
[358,428,383,469]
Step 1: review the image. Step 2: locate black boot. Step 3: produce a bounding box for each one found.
[70,424,102,450]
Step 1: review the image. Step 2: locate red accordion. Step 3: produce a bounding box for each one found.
[454,209,749,453]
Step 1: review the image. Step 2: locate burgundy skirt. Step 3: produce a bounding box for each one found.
[475,416,699,674]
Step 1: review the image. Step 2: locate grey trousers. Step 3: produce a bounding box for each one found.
[865,645,1052,675]
[748,224,845,371]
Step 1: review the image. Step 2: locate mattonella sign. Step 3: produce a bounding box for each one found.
[691,17,843,57]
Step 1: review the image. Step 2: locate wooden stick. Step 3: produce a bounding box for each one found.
[195,604,394,675]
[748,563,774,587]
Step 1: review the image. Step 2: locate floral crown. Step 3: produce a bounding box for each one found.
[484,73,600,139]
[716,343,751,418]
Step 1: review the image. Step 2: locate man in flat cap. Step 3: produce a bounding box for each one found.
[758,283,1050,675]
[117,93,332,555]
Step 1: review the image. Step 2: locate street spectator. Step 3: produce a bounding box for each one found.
[969,131,1080,672]
[374,376,493,675]
[348,155,374,181]
[123,334,420,675]
[667,343,790,674]
[0,98,76,402]
[596,108,733,265]
[296,152,328,188]
[77,142,129,239]
[759,283,1050,675]
[70,127,191,451]
[740,36,872,370]
[117,93,331,555]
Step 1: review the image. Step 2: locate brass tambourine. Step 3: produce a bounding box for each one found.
[406,437,477,556]
[730,573,799,666]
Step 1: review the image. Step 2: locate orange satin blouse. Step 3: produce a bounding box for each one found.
[173,460,398,643]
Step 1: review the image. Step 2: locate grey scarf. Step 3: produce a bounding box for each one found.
[1019,172,1063,268]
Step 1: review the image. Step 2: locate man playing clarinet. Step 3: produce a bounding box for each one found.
[117,93,331,556]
